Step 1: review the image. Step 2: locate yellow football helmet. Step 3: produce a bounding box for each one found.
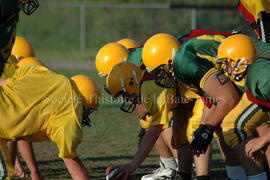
[16,57,43,67]
[106,62,143,113]
[71,75,101,110]
[95,42,129,77]
[117,38,140,49]
[142,33,181,71]
[12,36,35,59]
[216,34,257,82]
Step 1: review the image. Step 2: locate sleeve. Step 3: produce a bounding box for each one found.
[6,64,43,83]
[173,39,216,89]
[141,81,174,128]
[47,116,83,159]
[0,55,18,78]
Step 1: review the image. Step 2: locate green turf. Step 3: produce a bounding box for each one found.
[16,68,227,180]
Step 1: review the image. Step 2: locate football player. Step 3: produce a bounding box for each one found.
[0,64,100,180]
[105,62,193,180]
[215,34,270,179]
[245,57,270,158]
[97,39,194,179]
[5,36,42,179]
[142,33,250,180]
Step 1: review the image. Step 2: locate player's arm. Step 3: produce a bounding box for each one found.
[202,72,240,127]
[191,72,240,155]
[245,132,270,160]
[131,124,163,168]
[63,157,89,180]
[0,78,7,84]
[112,124,163,179]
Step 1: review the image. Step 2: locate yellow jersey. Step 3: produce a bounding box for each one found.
[0,55,18,78]
[140,80,176,129]
[0,65,83,158]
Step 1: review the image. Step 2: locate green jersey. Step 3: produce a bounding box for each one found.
[254,39,270,58]
[173,34,225,91]
[126,48,142,66]
[246,58,270,110]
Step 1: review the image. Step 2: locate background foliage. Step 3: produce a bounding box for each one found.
[16,0,255,62]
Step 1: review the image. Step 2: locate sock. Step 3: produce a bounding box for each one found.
[226,165,247,180]
[160,156,177,170]
[175,158,179,166]
[248,172,267,180]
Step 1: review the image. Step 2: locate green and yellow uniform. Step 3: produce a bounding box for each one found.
[246,58,270,110]
[173,35,225,142]
[173,35,225,91]
[126,48,143,66]
[173,34,268,148]
[0,0,20,75]
[0,65,83,161]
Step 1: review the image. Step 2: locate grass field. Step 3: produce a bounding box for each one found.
[16,68,227,180]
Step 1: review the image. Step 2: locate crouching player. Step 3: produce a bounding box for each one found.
[96,39,193,179]
[141,33,250,180]
[105,62,193,180]
[245,58,270,160]
[0,64,101,180]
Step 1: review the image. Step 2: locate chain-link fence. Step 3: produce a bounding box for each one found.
[17,2,255,60]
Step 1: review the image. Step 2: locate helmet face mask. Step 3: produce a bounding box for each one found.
[105,80,140,113]
[20,0,39,15]
[151,63,177,88]
[216,57,249,84]
[216,34,257,84]
[120,93,139,113]
[82,107,96,127]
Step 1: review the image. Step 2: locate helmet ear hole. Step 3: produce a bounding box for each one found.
[168,59,172,64]
[129,81,133,86]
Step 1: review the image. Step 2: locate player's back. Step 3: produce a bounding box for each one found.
[0,65,83,140]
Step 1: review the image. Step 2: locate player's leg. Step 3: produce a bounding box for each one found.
[222,93,269,179]
[6,140,28,178]
[187,98,211,179]
[216,135,247,180]
[0,139,14,180]
[161,126,193,178]
[141,130,178,180]
[155,130,178,170]
[17,140,43,180]
[193,144,212,179]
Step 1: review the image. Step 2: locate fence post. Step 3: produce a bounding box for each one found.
[191,8,197,30]
[80,3,86,52]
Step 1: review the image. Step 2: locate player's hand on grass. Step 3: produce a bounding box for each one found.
[107,164,134,180]
[191,125,214,156]
[245,137,268,161]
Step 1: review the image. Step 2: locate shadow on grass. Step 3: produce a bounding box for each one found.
[26,155,226,180]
